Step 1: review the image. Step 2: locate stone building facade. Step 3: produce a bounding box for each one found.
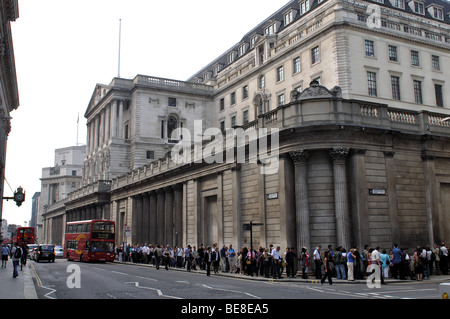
[44,0,450,253]
[0,0,19,225]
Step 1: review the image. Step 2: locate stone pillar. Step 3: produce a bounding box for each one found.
[330,147,351,249]
[149,191,157,244]
[289,150,311,252]
[118,100,124,139]
[136,195,143,244]
[156,189,165,245]
[105,104,111,141]
[142,193,150,244]
[86,122,91,154]
[173,184,183,246]
[165,187,174,247]
[111,100,118,138]
[96,204,103,220]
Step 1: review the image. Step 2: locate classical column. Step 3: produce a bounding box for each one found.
[330,147,351,249]
[156,189,165,245]
[105,104,111,142]
[135,195,144,244]
[86,122,91,154]
[149,191,157,244]
[289,150,311,252]
[165,187,174,247]
[173,184,183,246]
[111,100,118,138]
[118,100,124,139]
[142,193,150,244]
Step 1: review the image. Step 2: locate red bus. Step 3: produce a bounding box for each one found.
[64,220,115,262]
[16,227,35,245]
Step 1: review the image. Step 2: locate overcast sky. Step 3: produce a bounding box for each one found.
[4,0,290,226]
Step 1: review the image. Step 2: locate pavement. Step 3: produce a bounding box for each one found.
[0,260,37,299]
[2,258,450,299]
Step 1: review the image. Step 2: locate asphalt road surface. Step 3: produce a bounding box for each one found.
[29,259,443,301]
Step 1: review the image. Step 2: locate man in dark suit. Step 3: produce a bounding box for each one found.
[204,246,213,276]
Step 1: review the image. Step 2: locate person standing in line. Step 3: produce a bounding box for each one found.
[433,244,441,275]
[204,246,213,276]
[347,248,356,281]
[1,243,10,268]
[299,247,309,279]
[391,243,402,279]
[321,250,333,285]
[154,244,162,270]
[163,245,171,270]
[220,245,228,273]
[380,249,391,279]
[313,245,322,279]
[185,245,192,272]
[440,243,448,275]
[271,246,282,279]
[285,247,297,279]
[335,247,347,280]
[227,244,236,274]
[11,243,22,278]
[370,246,386,285]
[212,245,220,274]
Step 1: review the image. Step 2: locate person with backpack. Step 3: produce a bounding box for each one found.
[11,242,22,278]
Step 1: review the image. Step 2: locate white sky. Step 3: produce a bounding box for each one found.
[3,0,290,226]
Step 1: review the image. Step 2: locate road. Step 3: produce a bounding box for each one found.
[28,259,445,301]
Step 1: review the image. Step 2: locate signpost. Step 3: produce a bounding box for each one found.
[242,221,264,263]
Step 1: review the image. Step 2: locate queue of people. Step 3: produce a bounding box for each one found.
[114,241,450,281]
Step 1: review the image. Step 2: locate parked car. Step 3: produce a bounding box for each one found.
[34,244,55,263]
[54,245,64,258]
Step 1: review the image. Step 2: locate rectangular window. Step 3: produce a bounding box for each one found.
[411,50,420,66]
[413,80,423,104]
[72,170,77,176]
[293,57,301,74]
[365,40,374,57]
[258,75,265,89]
[432,55,440,71]
[231,115,236,127]
[168,97,177,107]
[311,46,320,64]
[284,11,293,25]
[388,45,398,62]
[146,151,155,160]
[300,0,310,15]
[220,98,225,111]
[230,92,236,105]
[277,66,284,82]
[242,85,249,100]
[367,71,377,97]
[414,1,424,14]
[435,84,443,107]
[220,121,225,133]
[391,76,401,100]
[243,110,249,124]
[433,7,443,20]
[393,0,405,9]
[278,94,285,106]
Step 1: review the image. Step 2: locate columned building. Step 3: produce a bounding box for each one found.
[46,0,450,253]
[0,0,19,223]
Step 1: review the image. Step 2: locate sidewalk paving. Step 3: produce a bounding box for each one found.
[0,261,37,299]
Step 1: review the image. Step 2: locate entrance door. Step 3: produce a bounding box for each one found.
[204,196,218,246]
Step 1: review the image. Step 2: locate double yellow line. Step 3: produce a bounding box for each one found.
[29,262,42,287]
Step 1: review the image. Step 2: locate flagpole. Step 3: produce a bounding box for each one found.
[118,19,122,78]
[76,113,79,146]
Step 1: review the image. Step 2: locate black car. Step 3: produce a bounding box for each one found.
[34,244,55,263]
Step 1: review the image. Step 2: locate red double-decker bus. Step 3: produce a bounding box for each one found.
[64,220,115,262]
[16,227,35,245]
